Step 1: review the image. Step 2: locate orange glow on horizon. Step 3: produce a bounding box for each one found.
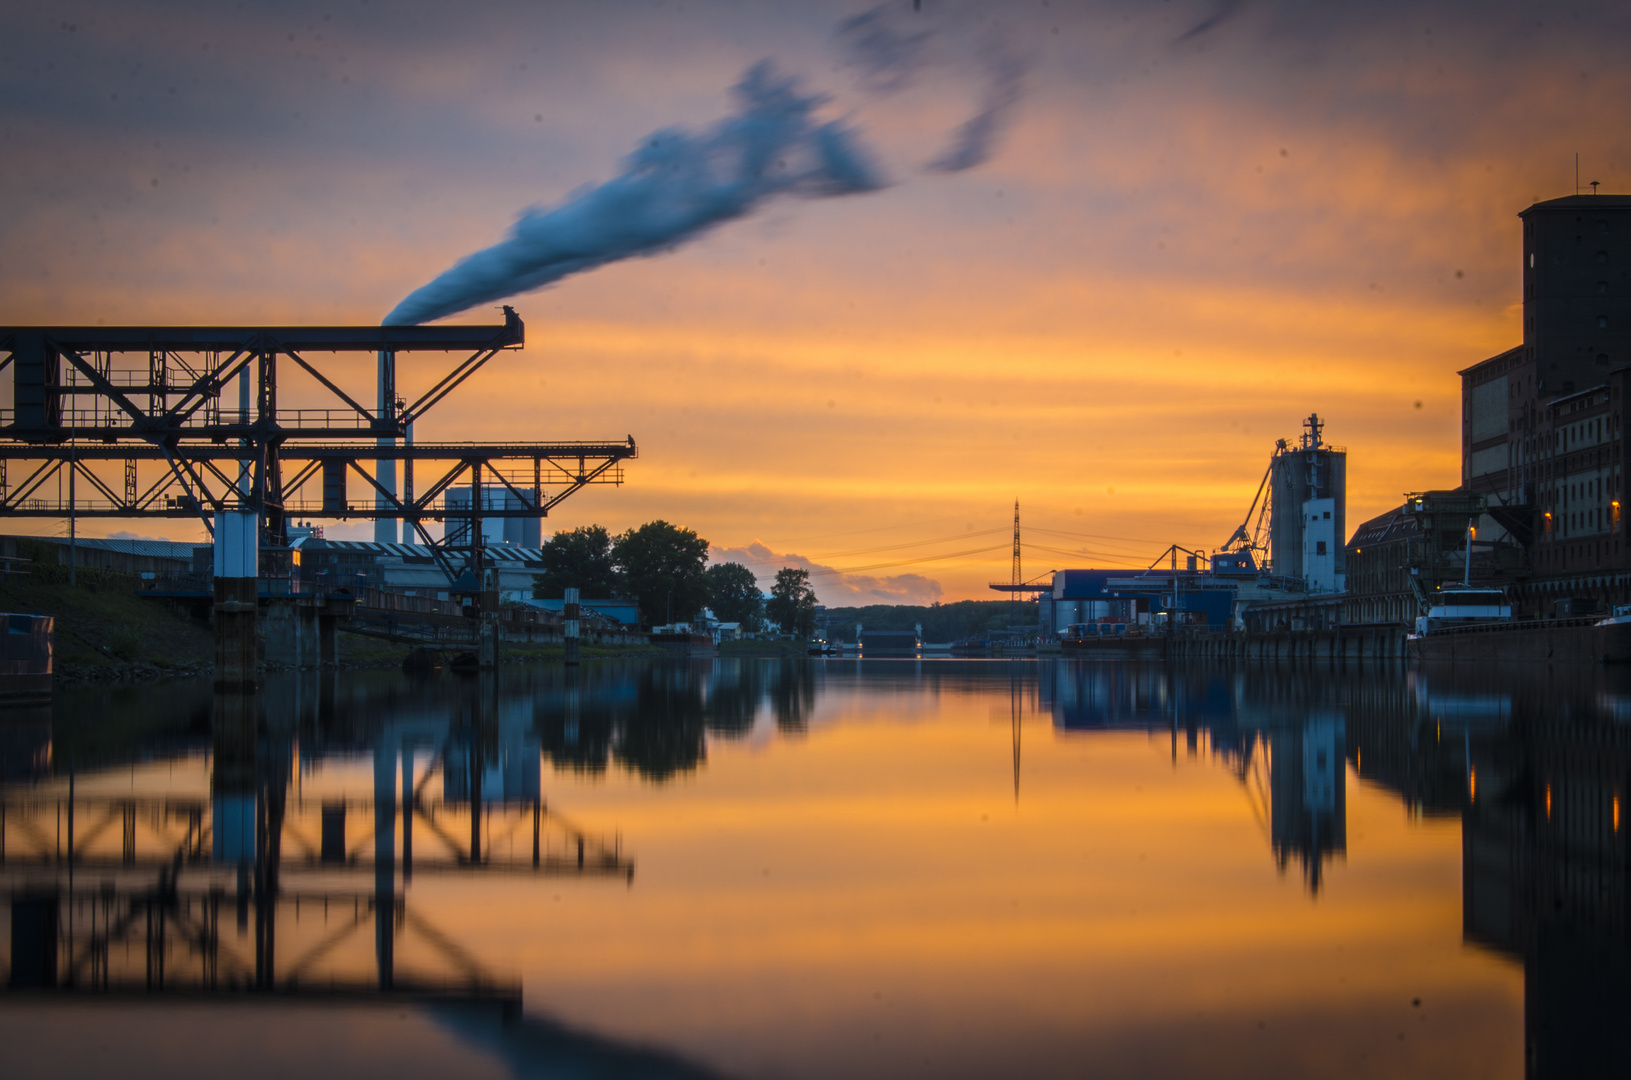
[3,1,1623,602]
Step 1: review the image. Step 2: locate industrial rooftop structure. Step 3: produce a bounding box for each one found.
[0,309,635,584]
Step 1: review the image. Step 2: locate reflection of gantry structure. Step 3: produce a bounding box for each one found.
[0,791,626,877]
[0,738,632,1005]
[0,311,635,577]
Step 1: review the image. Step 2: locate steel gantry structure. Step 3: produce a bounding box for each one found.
[0,309,635,578]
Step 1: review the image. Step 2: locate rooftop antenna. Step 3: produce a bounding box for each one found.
[1592,180,1602,195]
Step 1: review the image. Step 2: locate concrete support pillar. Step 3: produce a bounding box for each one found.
[565,669,580,776]
[214,509,259,691]
[261,602,299,668]
[319,612,338,668]
[263,601,333,669]
[563,586,581,666]
[8,889,60,988]
[401,746,414,884]
[210,691,258,855]
[320,802,347,863]
[214,578,258,690]
[374,740,396,990]
[211,691,257,937]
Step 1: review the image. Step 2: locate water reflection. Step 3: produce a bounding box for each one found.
[532,660,817,779]
[3,672,631,1009]
[1045,659,1631,1078]
[1043,664,1349,892]
[1,658,1628,1077]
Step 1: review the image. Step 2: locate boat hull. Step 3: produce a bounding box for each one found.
[1060,637,1166,659]
[1408,617,1631,664]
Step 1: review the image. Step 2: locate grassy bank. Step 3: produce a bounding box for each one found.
[0,574,213,682]
[338,636,666,667]
[718,639,811,659]
[0,571,667,684]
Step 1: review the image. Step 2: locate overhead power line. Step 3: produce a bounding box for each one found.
[807,543,1011,577]
[802,527,1008,560]
[759,511,987,547]
[1021,541,1151,566]
[1026,524,1170,547]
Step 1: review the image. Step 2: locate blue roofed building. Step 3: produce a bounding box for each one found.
[1043,568,1240,635]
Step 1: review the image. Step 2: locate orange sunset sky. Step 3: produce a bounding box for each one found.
[4,0,1630,603]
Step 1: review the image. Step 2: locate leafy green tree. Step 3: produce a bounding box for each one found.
[612,520,710,626]
[766,566,818,637]
[705,562,763,629]
[531,524,621,599]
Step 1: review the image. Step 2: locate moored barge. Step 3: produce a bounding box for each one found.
[1408,588,1631,664]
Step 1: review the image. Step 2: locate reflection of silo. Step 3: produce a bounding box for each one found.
[1269,712,1347,893]
[1270,414,1347,582]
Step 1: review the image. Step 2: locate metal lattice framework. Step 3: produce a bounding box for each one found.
[0,309,636,578]
[0,744,633,1000]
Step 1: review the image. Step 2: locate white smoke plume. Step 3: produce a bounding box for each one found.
[835,8,935,95]
[384,61,885,326]
[835,5,1033,174]
[927,39,1030,172]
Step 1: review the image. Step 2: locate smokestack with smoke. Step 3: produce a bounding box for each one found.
[384,62,885,326]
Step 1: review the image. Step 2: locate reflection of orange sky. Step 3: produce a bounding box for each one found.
[12,672,1527,1077]
[4,1,1625,599]
[397,697,1521,1079]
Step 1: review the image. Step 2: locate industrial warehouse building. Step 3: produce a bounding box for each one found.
[1316,191,1631,626]
[286,537,630,618]
[1032,415,1348,634]
[0,535,207,576]
[1445,192,1631,616]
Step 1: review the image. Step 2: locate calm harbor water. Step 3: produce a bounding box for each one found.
[1,658,1625,1079]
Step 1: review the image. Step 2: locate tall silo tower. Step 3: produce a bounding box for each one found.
[1270,414,1347,592]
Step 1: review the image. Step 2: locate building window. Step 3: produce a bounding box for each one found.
[1600,281,1610,295]
[1316,541,1328,556]
[1601,316,1611,329]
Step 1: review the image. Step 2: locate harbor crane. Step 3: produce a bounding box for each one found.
[1219,437,1289,572]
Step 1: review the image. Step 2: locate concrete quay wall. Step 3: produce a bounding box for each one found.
[1169,627,1412,661]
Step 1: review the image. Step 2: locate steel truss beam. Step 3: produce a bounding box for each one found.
[0,443,634,517]
[0,311,638,546]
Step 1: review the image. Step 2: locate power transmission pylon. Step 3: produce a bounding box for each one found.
[1011,499,1021,629]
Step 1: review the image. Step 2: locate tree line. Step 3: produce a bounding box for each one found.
[823,599,1036,643]
[537,660,816,781]
[531,520,818,635]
